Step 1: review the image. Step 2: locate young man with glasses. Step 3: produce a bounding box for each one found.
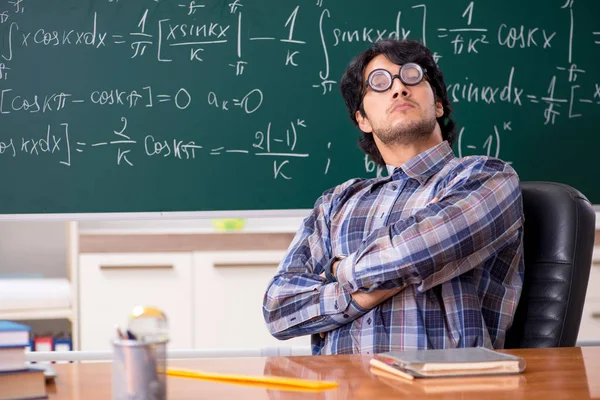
[263,39,524,355]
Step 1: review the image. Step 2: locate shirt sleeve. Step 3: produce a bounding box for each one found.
[335,158,523,294]
[262,181,369,340]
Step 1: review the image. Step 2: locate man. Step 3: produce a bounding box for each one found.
[263,39,524,355]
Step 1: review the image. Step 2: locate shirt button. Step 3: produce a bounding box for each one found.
[391,184,398,190]
[343,314,349,319]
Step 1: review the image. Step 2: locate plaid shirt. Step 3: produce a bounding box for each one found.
[263,141,524,355]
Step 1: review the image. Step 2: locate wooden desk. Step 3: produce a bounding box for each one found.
[47,347,600,399]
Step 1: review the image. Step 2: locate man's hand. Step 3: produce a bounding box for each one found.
[331,260,339,276]
[351,286,403,309]
[331,260,402,308]
[318,286,402,339]
[319,260,403,338]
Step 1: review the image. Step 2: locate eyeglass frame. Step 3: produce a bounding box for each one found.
[358,62,428,109]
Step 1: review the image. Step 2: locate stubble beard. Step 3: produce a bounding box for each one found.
[373,110,437,146]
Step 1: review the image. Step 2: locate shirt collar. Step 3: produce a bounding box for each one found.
[385,141,455,185]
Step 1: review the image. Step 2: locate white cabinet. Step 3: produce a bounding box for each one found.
[192,251,311,349]
[578,248,600,343]
[578,299,600,342]
[79,253,194,351]
[77,250,311,352]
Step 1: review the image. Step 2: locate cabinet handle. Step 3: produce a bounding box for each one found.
[99,265,174,271]
[592,312,600,319]
[213,262,280,268]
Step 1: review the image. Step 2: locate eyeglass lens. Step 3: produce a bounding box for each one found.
[368,63,424,92]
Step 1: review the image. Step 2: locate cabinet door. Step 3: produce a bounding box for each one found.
[578,249,600,344]
[578,299,600,343]
[579,250,600,343]
[193,251,311,350]
[79,253,193,351]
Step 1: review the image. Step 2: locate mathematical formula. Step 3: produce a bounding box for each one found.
[0,0,598,181]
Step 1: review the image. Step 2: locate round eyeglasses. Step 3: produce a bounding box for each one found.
[366,62,427,93]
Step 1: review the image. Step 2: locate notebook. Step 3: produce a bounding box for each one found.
[370,347,526,379]
[370,366,526,394]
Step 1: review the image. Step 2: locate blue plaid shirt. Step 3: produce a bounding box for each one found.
[263,141,524,355]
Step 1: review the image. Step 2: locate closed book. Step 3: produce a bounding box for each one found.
[370,366,526,394]
[0,322,31,348]
[0,346,27,372]
[0,368,47,399]
[371,347,526,379]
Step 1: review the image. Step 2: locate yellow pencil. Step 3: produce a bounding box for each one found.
[166,367,338,390]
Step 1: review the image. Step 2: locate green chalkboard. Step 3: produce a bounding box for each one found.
[0,0,599,215]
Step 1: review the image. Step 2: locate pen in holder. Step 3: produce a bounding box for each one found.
[112,338,168,400]
[112,305,170,400]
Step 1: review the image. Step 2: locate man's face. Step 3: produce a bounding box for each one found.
[356,54,444,146]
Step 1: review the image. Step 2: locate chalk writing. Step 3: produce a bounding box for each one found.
[0,0,598,212]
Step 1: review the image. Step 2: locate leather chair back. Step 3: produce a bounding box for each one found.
[505,182,595,348]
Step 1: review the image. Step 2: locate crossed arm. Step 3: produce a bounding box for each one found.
[328,260,402,308]
[262,160,522,340]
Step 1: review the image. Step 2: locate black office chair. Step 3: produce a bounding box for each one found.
[504,182,596,348]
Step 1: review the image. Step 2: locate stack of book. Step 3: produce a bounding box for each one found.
[0,321,47,400]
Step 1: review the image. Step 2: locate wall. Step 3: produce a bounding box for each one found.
[0,221,67,278]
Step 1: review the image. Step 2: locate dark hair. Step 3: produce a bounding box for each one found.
[339,39,456,166]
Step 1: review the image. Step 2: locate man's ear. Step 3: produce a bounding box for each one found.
[435,100,444,118]
[356,110,372,133]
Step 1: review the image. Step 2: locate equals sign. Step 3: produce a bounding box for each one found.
[113,34,126,44]
[594,31,600,44]
[157,95,171,103]
[527,95,539,103]
[226,150,249,154]
[76,142,87,153]
[210,147,224,155]
[437,28,448,38]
